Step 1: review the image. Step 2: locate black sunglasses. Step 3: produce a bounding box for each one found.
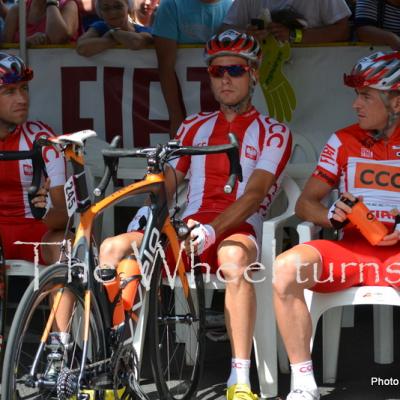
[207,65,250,78]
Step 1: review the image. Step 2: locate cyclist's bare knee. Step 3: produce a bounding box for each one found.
[273,245,322,298]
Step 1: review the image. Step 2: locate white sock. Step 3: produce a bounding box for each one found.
[290,360,318,392]
[227,358,250,387]
[59,332,70,346]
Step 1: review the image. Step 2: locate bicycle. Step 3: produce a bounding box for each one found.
[1,129,242,400]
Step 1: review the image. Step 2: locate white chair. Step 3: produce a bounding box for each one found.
[295,221,399,383]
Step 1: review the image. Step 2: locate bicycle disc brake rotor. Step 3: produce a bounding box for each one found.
[57,368,78,399]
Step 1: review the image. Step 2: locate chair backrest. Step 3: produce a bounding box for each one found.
[286,133,319,190]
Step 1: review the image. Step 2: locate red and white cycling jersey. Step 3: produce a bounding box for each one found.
[170,107,292,242]
[313,123,400,228]
[0,121,66,221]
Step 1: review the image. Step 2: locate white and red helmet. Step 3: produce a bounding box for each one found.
[204,29,262,67]
[344,51,400,91]
[0,52,33,86]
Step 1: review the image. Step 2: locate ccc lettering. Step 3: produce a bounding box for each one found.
[360,169,400,189]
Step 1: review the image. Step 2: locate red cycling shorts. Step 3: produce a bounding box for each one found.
[304,228,400,293]
[0,218,48,265]
[166,212,257,274]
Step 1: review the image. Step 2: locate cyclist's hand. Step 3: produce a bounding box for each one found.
[327,192,356,228]
[186,219,216,255]
[376,231,400,246]
[31,177,50,207]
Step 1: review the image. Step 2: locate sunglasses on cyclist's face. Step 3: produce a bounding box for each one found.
[207,65,250,78]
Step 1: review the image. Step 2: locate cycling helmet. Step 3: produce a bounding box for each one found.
[344,51,400,91]
[0,52,33,86]
[204,29,262,67]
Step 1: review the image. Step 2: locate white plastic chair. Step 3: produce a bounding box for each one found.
[295,221,399,383]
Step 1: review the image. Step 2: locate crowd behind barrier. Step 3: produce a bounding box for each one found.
[0,43,388,156]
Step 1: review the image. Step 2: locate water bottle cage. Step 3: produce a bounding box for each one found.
[119,274,141,290]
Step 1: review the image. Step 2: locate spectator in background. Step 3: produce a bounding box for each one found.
[152,0,233,137]
[130,0,158,28]
[3,0,81,45]
[76,0,154,56]
[355,0,400,50]
[0,0,8,39]
[222,0,351,45]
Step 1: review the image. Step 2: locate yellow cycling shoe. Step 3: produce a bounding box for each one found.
[226,384,258,400]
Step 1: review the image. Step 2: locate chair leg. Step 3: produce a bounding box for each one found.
[322,307,343,384]
[373,305,393,364]
[253,271,278,398]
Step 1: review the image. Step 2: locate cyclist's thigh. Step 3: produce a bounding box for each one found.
[307,235,390,293]
[0,219,48,264]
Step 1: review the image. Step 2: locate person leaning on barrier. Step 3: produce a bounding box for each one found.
[272,50,400,400]
[98,29,292,400]
[76,0,156,56]
[355,0,400,50]
[3,0,81,45]
[152,0,232,137]
[221,0,352,45]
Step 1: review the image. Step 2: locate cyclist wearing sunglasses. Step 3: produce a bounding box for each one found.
[273,51,400,400]
[100,29,292,400]
[0,52,72,373]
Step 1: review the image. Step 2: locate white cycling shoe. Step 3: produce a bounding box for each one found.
[286,388,320,400]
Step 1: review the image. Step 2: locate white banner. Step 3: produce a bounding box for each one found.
[7,44,387,156]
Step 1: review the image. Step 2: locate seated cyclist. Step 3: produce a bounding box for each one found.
[273,50,400,400]
[0,52,71,374]
[99,30,292,400]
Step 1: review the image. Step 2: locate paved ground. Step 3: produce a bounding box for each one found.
[196,298,400,400]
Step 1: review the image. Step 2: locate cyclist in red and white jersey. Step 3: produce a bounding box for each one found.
[100,30,292,400]
[0,52,68,265]
[0,52,74,374]
[273,51,400,400]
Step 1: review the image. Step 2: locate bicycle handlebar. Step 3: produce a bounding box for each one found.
[95,133,243,196]
[0,141,47,219]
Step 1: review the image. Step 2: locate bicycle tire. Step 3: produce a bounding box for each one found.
[1,262,107,400]
[149,252,206,400]
[0,237,5,367]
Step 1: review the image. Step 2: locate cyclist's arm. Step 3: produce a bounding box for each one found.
[209,169,274,238]
[45,185,69,230]
[295,176,335,229]
[164,165,186,205]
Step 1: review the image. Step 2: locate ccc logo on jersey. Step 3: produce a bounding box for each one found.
[355,163,400,192]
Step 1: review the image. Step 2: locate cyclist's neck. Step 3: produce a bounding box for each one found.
[220,101,253,122]
[0,120,16,140]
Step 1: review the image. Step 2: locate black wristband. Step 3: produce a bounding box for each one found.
[46,0,59,8]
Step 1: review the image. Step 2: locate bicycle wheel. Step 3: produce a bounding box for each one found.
[149,252,206,400]
[1,262,107,400]
[0,236,5,365]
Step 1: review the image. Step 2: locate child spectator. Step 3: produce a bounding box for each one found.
[355,0,400,50]
[3,0,81,44]
[76,0,154,56]
[130,0,158,29]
